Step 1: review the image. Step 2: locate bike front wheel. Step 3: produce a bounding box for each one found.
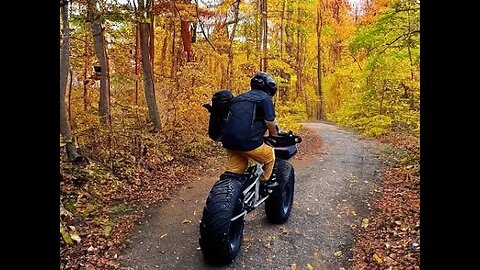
[265,159,295,223]
[199,173,245,265]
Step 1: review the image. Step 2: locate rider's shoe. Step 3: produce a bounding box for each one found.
[261,174,279,195]
[264,180,279,189]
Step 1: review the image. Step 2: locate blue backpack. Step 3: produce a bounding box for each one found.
[220,94,267,151]
[203,90,234,141]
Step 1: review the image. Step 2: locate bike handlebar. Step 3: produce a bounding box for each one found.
[265,131,302,145]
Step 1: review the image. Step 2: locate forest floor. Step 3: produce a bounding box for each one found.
[60,122,419,270]
[348,130,420,270]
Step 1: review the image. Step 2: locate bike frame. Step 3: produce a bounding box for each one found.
[230,164,269,222]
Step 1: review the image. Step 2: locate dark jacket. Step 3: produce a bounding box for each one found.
[220,89,275,151]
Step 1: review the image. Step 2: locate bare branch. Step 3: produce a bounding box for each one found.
[386,30,419,46]
[195,0,221,53]
[377,30,420,55]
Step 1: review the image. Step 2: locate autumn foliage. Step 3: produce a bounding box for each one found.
[60,0,419,269]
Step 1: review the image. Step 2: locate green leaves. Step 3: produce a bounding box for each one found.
[60,223,81,245]
[328,0,420,137]
[60,223,73,245]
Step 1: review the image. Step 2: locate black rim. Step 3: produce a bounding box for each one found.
[281,179,293,214]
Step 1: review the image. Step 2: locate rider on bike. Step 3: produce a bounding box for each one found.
[220,71,283,189]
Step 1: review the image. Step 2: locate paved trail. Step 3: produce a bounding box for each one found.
[120,122,383,270]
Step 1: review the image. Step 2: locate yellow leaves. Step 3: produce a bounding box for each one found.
[93,217,113,238]
[103,225,112,237]
[361,218,369,228]
[334,250,343,257]
[60,223,72,245]
[264,236,275,249]
[290,262,315,269]
[182,219,192,224]
[373,253,383,264]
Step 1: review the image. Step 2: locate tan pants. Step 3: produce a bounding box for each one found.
[226,143,275,181]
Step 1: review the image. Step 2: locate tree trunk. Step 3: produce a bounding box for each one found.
[227,0,240,88]
[180,20,193,62]
[406,6,415,110]
[87,0,110,125]
[407,44,415,110]
[316,3,325,120]
[295,7,303,99]
[60,0,82,163]
[104,46,112,124]
[135,23,140,118]
[379,80,387,115]
[139,22,162,130]
[68,69,73,126]
[150,12,155,69]
[255,0,260,62]
[260,0,268,71]
[171,18,177,79]
[160,26,168,76]
[83,36,90,111]
[285,1,293,58]
[191,22,197,43]
[279,0,287,60]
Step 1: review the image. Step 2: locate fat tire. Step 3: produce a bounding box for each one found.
[265,159,295,223]
[199,173,245,265]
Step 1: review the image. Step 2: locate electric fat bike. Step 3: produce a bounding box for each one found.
[199,132,302,265]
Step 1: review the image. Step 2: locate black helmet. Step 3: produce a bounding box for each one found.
[250,72,277,96]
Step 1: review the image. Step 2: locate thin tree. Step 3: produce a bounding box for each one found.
[133,0,162,130]
[60,0,83,162]
[82,34,91,111]
[178,0,194,62]
[87,0,111,125]
[226,0,240,88]
[316,1,325,120]
[279,0,287,60]
[260,0,268,71]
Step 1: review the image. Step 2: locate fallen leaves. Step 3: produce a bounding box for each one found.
[70,231,81,243]
[373,253,383,264]
[60,223,73,245]
[60,151,225,270]
[349,132,420,270]
[182,219,192,224]
[295,128,323,163]
[264,236,275,249]
[361,218,369,228]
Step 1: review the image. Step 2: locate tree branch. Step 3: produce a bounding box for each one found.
[377,30,420,55]
[195,0,220,53]
[386,30,419,46]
